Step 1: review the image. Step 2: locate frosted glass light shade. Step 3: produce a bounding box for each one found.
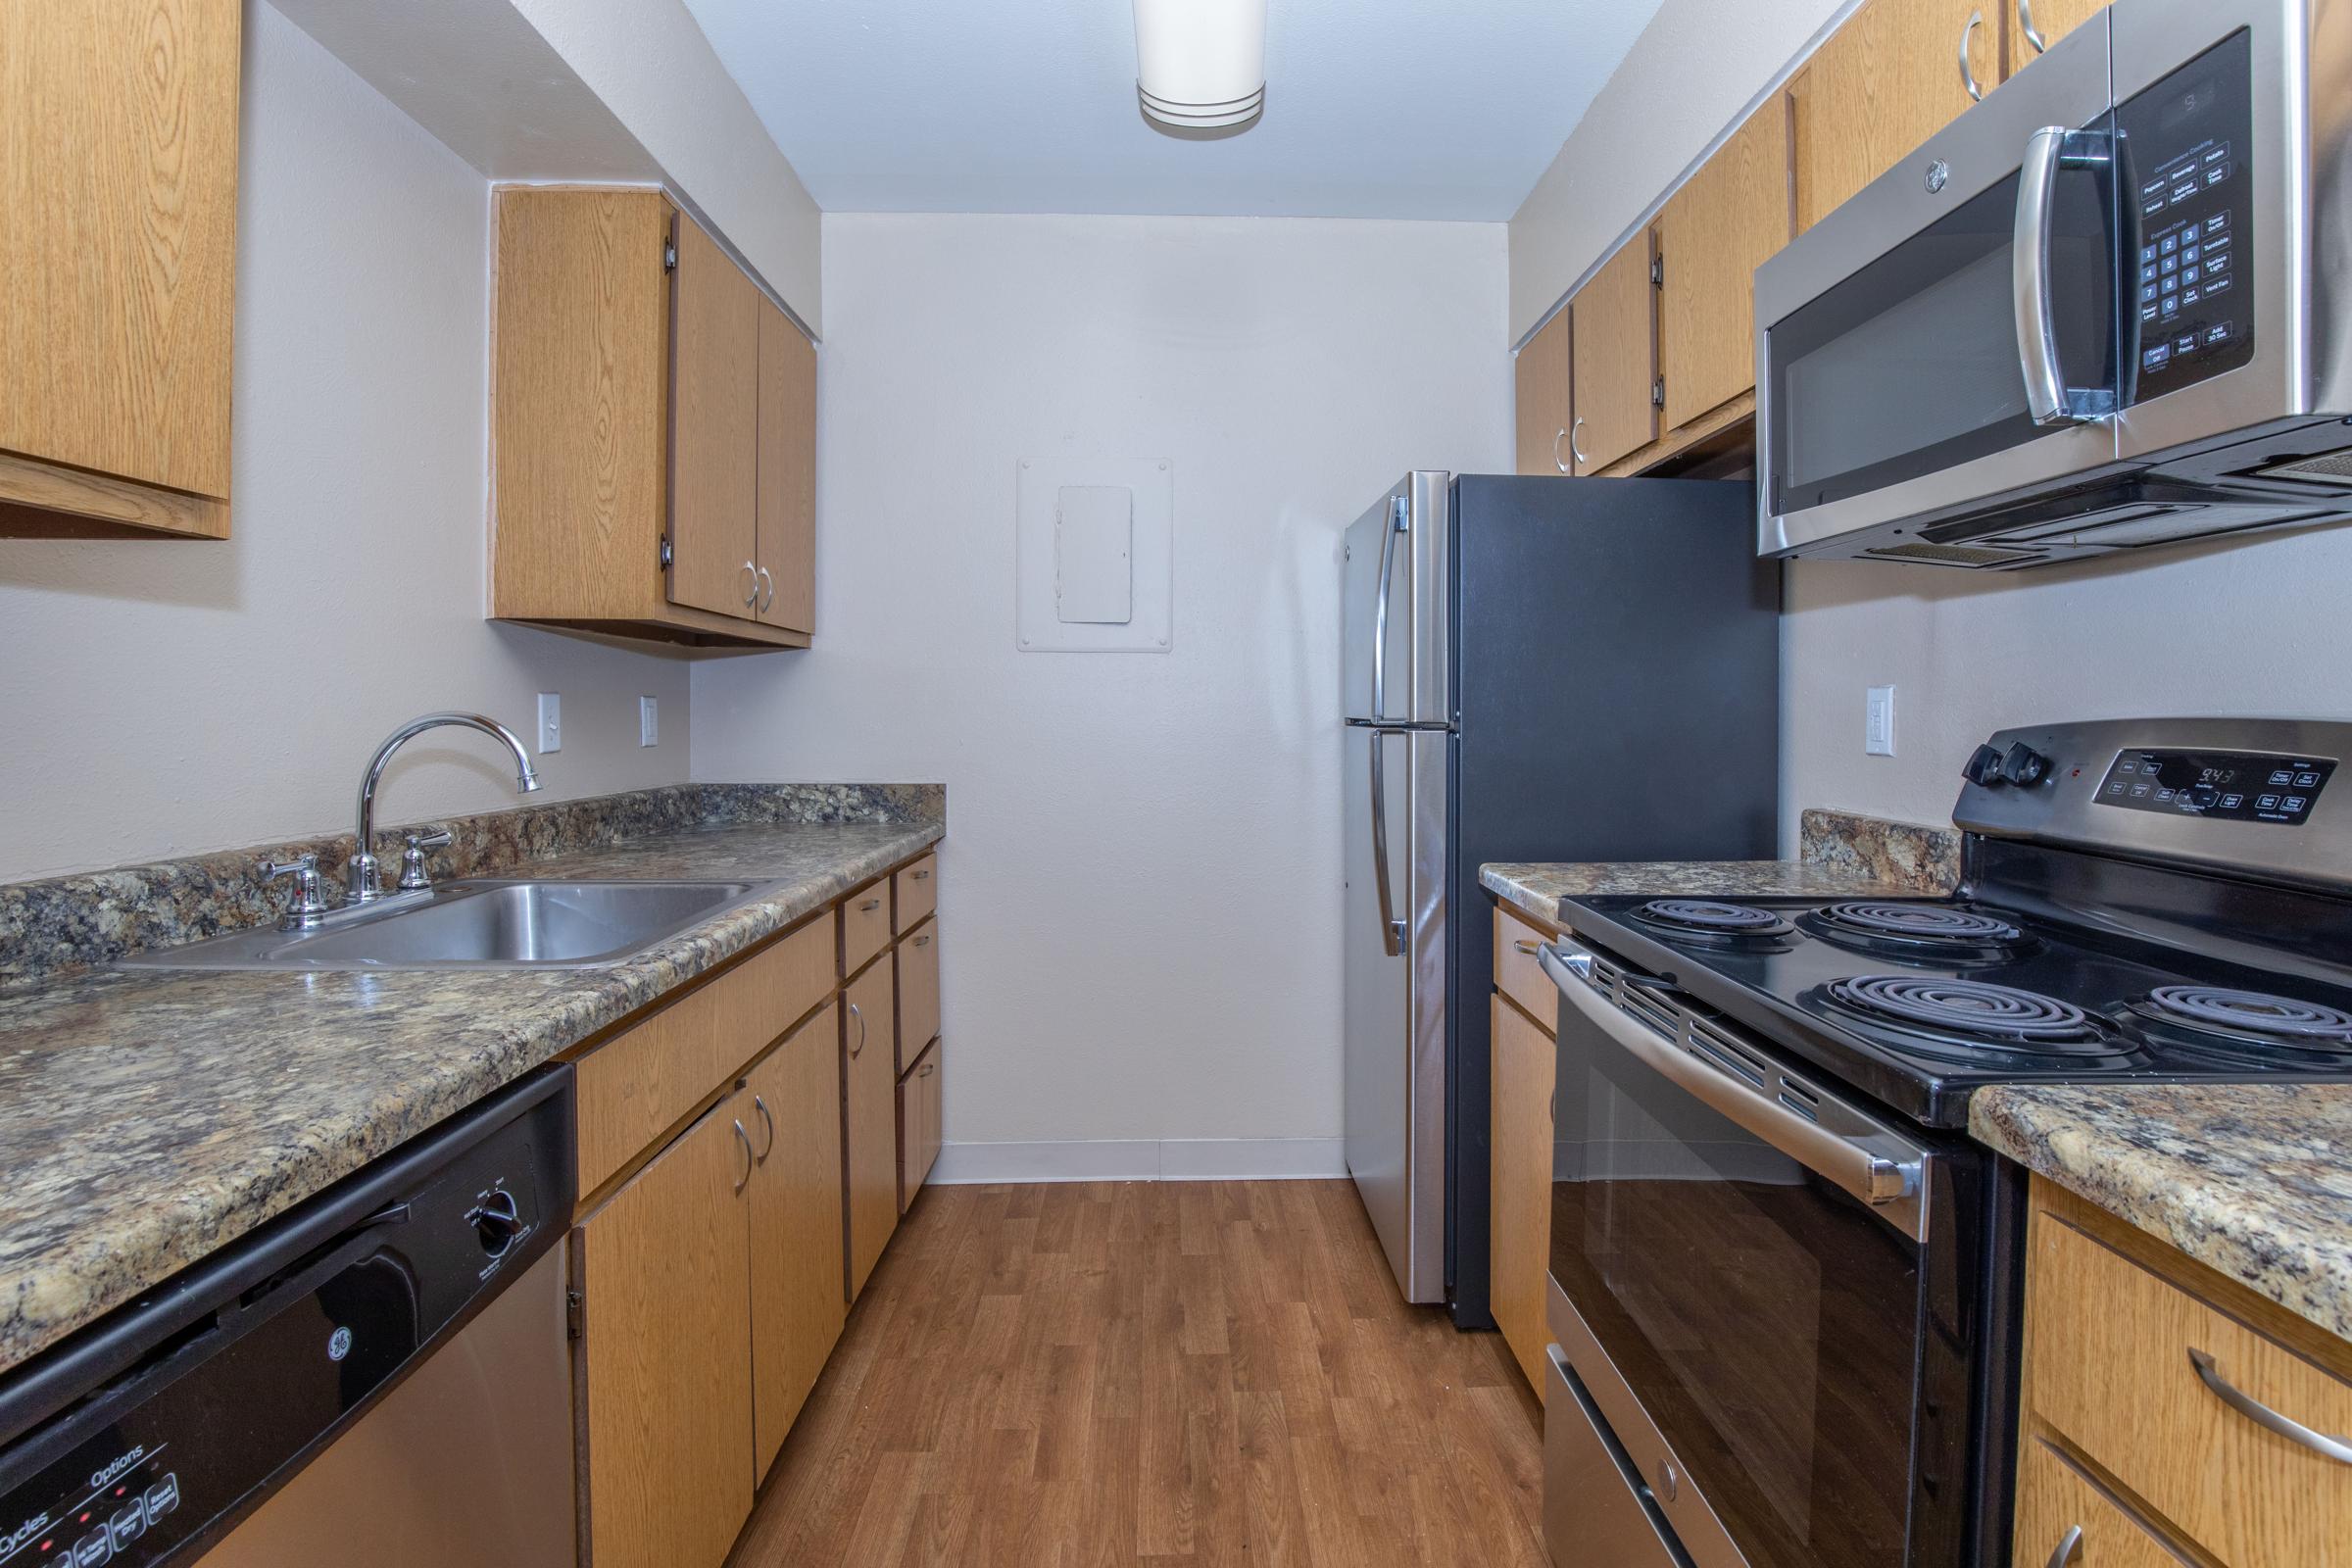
[1133,0,1267,129]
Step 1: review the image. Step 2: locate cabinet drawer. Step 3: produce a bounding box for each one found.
[2012,1437,2185,1568]
[894,854,937,933]
[843,879,891,976]
[898,1039,942,1212]
[1493,906,1557,1033]
[2026,1196,2352,1568]
[574,983,726,1197]
[897,921,939,1071]
[710,912,836,1078]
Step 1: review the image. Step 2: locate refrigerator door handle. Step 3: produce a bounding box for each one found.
[1368,725,1404,956]
[1370,493,1406,722]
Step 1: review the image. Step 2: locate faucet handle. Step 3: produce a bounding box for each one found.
[260,854,330,930]
[397,828,454,891]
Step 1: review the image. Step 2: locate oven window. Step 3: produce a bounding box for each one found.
[1768,137,2117,517]
[1551,1016,1924,1568]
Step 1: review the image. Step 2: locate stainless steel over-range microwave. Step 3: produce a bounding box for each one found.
[1755,0,2352,567]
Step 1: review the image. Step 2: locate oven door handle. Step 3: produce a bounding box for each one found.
[1541,940,1932,1241]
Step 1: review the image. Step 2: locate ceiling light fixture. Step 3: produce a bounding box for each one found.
[1133,0,1266,133]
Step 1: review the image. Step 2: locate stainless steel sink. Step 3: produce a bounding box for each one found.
[121,879,769,971]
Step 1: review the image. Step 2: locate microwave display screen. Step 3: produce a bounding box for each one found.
[2096,750,2332,824]
[2118,29,2255,404]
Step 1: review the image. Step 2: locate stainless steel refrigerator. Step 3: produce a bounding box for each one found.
[1342,471,1779,1324]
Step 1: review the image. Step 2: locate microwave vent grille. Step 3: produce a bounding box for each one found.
[2253,443,2352,486]
[1861,540,2042,567]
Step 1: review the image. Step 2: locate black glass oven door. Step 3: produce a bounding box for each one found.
[1546,946,1981,1568]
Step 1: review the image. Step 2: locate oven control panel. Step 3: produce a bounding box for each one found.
[2096,750,2336,825]
[2119,28,2255,403]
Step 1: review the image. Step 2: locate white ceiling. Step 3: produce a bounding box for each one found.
[677,0,1666,220]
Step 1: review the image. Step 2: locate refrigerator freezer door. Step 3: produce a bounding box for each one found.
[1341,472,1450,727]
[1344,721,1448,1303]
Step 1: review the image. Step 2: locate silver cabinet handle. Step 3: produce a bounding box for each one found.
[1549,426,1569,474]
[1540,938,1931,1238]
[2187,1348,2352,1463]
[1568,416,1588,469]
[757,564,775,612]
[740,560,760,607]
[1959,10,1984,102]
[911,867,932,881]
[2043,1525,2082,1568]
[752,1094,775,1163]
[913,933,931,948]
[731,1117,753,1193]
[1514,939,1541,956]
[848,1001,866,1057]
[2018,0,2047,54]
[918,1061,935,1078]
[859,897,882,912]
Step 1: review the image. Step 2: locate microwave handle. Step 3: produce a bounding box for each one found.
[2015,124,2118,425]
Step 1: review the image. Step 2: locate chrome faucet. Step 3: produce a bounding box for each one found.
[350,712,541,904]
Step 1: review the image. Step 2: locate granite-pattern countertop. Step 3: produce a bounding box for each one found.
[1481,859,1929,928]
[0,817,940,1376]
[1972,1084,2352,1346]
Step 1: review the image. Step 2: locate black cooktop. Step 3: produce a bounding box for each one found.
[1561,891,2352,1130]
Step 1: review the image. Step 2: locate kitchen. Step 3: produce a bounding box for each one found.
[1,0,2347,1563]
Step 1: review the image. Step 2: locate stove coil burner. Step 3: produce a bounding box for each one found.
[1630,899,1795,940]
[1824,975,2109,1050]
[2138,986,2352,1048]
[1815,903,2024,945]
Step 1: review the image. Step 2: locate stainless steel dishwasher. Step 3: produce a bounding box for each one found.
[0,1066,577,1568]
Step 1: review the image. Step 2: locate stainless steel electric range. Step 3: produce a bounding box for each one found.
[1536,717,2352,1568]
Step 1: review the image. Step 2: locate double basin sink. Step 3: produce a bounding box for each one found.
[122,879,776,971]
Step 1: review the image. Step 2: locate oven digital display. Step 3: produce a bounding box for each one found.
[2096,750,2334,824]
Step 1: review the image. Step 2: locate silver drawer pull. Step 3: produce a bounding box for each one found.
[913,934,931,948]
[919,1061,935,1077]
[2187,1348,2352,1463]
[859,897,882,912]
[1513,939,1541,956]
[2043,1525,2082,1568]
[911,867,932,881]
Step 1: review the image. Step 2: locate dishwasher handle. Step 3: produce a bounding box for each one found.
[1541,939,1932,1241]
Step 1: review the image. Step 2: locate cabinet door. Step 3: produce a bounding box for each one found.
[667,214,762,619]
[896,922,940,1073]
[573,1102,754,1568]
[1656,101,1791,431]
[898,1040,943,1213]
[843,956,900,1301]
[1489,995,1555,1399]
[2003,0,2102,70]
[744,1003,845,1479]
[0,0,240,529]
[755,299,816,634]
[1513,309,1575,476]
[1568,236,1658,473]
[1790,0,1993,234]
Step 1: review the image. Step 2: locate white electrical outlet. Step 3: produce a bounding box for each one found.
[639,696,659,748]
[536,692,562,755]
[1865,685,1896,757]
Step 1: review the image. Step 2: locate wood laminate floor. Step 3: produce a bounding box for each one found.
[730,1180,1548,1567]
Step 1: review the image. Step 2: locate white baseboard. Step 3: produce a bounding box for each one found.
[929,1136,1346,1185]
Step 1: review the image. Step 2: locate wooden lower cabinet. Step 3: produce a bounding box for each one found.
[1489,992,1556,1400]
[897,920,940,1070]
[743,1002,846,1478]
[898,1039,943,1212]
[844,955,901,1300]
[572,1101,755,1568]
[2013,1436,2182,1568]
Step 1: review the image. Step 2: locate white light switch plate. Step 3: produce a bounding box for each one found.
[537,692,562,755]
[1865,685,1895,757]
[639,696,659,748]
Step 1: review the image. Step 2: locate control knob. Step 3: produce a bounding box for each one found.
[467,1189,524,1258]
[2000,741,2052,787]
[1961,744,2006,786]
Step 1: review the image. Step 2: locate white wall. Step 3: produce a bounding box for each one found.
[1507,0,1850,343]
[693,213,1509,1175]
[1783,530,2352,840]
[0,5,691,884]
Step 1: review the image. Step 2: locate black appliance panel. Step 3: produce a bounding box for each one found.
[2095,748,2334,824]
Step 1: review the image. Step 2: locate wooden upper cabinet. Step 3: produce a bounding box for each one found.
[490,186,811,653]
[2003,0,2103,68]
[744,1004,845,1481]
[756,299,817,634]
[0,0,240,539]
[1656,101,1793,431]
[1513,309,1575,477]
[1790,0,1996,234]
[668,216,763,621]
[1568,234,1659,473]
[572,1102,755,1568]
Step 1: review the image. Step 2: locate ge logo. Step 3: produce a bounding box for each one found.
[1926,160,1951,194]
[327,1327,354,1362]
